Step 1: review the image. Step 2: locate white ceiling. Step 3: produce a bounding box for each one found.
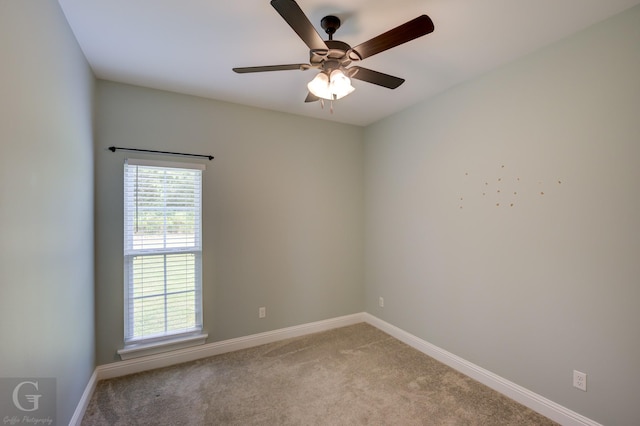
[58,0,640,126]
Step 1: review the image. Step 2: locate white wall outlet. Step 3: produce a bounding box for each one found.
[573,370,587,391]
[379,297,384,308]
[258,307,266,319]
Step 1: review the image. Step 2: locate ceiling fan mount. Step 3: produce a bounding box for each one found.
[320,15,341,39]
[232,0,434,104]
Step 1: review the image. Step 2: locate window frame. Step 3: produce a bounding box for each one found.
[120,158,206,355]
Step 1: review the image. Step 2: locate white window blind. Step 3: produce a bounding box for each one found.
[124,159,205,344]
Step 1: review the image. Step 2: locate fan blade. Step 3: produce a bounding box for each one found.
[233,64,309,73]
[270,0,328,51]
[350,15,434,60]
[349,67,405,89]
[305,92,320,103]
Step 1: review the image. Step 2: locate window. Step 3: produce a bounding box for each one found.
[122,159,205,348]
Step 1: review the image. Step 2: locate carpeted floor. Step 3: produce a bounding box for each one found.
[82,323,558,425]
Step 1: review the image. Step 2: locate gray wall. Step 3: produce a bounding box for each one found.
[94,81,365,365]
[0,1,95,424]
[364,6,640,426]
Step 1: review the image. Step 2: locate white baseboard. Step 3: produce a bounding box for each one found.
[95,313,365,381]
[68,369,98,426]
[72,312,600,426]
[362,313,602,426]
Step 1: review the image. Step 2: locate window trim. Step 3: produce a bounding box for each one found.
[120,158,206,357]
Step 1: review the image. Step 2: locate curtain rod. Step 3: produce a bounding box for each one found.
[108,146,214,161]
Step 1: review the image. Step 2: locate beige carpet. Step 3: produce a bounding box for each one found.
[82,323,558,425]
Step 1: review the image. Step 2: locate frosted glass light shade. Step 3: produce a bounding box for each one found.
[307,69,355,100]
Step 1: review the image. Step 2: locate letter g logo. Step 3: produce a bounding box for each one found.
[12,381,41,412]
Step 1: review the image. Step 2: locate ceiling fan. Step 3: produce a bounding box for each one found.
[232,0,434,107]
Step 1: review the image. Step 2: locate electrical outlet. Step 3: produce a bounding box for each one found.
[379,297,384,308]
[258,307,266,319]
[573,370,587,391]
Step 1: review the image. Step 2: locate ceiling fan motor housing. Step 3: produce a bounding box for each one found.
[310,40,353,70]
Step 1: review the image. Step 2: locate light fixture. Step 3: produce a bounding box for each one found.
[307,69,355,101]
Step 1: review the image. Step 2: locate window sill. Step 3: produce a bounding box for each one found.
[117,333,208,361]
